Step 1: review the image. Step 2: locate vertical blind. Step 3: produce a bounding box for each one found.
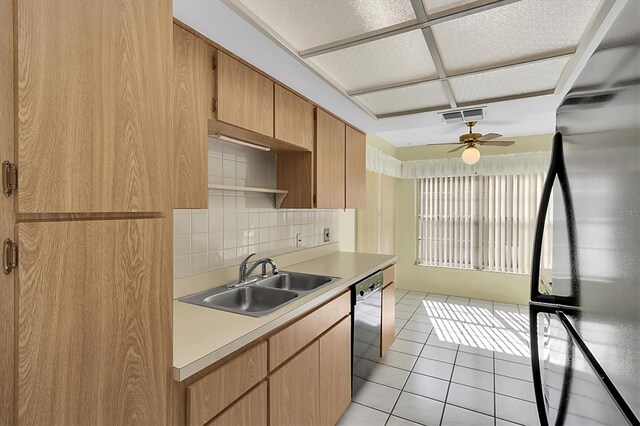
[417,173,552,274]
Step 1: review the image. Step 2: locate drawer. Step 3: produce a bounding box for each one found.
[206,382,267,426]
[269,291,350,370]
[187,342,267,426]
[383,264,395,288]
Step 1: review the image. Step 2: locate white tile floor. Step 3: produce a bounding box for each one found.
[339,290,540,426]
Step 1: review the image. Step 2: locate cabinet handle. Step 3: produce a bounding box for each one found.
[212,98,218,113]
[2,160,17,197]
[3,238,17,275]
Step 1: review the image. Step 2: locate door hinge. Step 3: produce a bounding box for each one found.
[2,161,17,197]
[3,239,17,275]
[212,55,217,71]
[212,98,218,113]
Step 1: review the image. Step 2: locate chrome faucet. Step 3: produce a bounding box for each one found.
[232,253,279,287]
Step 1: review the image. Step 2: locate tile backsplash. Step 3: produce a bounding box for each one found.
[173,138,339,279]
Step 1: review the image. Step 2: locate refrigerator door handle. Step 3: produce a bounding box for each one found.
[530,132,580,306]
[529,304,550,426]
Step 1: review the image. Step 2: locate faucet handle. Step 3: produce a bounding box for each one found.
[241,253,256,267]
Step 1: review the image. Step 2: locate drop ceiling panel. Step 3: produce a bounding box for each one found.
[449,56,571,104]
[237,0,416,51]
[355,81,449,115]
[309,30,438,92]
[431,0,603,74]
[422,0,479,17]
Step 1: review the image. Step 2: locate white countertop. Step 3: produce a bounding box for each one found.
[173,251,396,381]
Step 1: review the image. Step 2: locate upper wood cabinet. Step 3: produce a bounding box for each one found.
[15,0,171,214]
[345,126,366,209]
[274,85,314,151]
[215,51,274,137]
[16,218,171,425]
[315,109,346,209]
[173,25,213,209]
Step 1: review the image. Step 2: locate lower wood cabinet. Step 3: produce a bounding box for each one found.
[319,316,352,426]
[270,341,320,426]
[207,382,267,426]
[380,281,396,357]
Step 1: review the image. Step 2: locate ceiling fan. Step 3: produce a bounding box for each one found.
[443,121,515,165]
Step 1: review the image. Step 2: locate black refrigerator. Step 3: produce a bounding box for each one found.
[528,1,640,425]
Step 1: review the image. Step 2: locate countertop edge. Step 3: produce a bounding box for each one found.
[173,255,397,381]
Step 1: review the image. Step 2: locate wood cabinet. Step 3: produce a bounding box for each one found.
[187,342,267,426]
[274,85,314,151]
[0,0,14,422]
[207,382,267,426]
[16,219,172,425]
[345,126,366,209]
[216,51,274,137]
[268,291,350,370]
[381,281,396,357]
[319,316,352,426]
[173,24,214,209]
[16,0,171,214]
[315,109,346,209]
[270,342,320,426]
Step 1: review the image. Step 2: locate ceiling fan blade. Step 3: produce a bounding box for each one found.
[477,133,502,141]
[440,142,466,146]
[480,140,515,146]
[447,145,467,153]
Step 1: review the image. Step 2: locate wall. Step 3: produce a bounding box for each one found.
[173,138,338,279]
[395,133,553,304]
[338,209,356,252]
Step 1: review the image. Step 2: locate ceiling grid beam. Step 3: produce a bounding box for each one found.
[349,49,576,97]
[298,0,521,59]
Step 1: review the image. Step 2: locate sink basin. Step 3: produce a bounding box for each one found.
[178,271,340,317]
[181,286,298,317]
[255,271,336,293]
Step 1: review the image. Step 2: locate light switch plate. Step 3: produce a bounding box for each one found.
[323,228,330,242]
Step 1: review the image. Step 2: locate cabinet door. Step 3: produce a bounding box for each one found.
[207,382,267,426]
[0,0,14,422]
[319,316,352,426]
[173,25,214,209]
[16,219,171,425]
[274,85,314,151]
[16,0,171,213]
[216,51,273,137]
[269,341,320,426]
[345,126,366,209]
[380,282,396,357]
[315,110,345,209]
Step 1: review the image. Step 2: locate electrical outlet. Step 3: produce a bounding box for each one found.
[296,233,302,248]
[323,228,330,242]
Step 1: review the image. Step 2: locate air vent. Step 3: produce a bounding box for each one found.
[439,107,486,124]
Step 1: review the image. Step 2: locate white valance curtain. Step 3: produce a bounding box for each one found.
[366,145,402,178]
[404,151,551,178]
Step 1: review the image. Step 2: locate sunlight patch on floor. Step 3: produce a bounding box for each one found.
[424,300,531,357]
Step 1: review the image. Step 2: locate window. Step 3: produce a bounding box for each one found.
[417,173,552,274]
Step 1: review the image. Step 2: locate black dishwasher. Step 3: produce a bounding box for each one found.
[351,270,383,396]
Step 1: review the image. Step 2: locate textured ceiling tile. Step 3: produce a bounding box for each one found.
[449,56,571,103]
[237,0,416,51]
[309,30,438,92]
[431,0,603,74]
[355,81,449,115]
[422,0,479,16]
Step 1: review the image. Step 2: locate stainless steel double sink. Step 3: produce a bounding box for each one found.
[178,271,340,317]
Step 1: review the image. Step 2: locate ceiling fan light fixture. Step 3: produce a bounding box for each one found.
[461,146,481,165]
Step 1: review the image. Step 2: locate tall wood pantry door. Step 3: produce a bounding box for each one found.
[16,219,172,425]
